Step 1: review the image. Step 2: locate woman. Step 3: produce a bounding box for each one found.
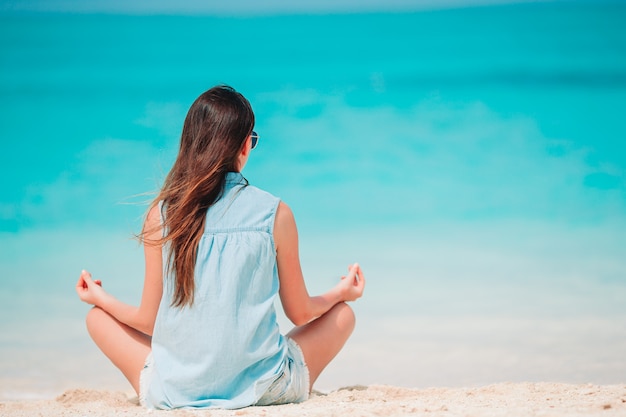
[75,85,365,409]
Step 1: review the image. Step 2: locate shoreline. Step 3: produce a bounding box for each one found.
[2,383,625,417]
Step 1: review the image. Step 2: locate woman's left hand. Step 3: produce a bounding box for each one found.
[75,269,106,306]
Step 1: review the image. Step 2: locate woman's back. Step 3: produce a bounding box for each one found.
[146,172,287,409]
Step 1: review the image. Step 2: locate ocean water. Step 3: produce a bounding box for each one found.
[1,2,626,400]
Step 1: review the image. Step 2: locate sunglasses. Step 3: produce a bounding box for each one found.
[250,131,259,150]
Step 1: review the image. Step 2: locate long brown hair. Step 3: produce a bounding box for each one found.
[142,85,255,307]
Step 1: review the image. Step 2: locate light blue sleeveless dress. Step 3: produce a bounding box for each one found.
[143,172,307,409]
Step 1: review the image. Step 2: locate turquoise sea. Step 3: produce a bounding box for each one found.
[1,2,626,399]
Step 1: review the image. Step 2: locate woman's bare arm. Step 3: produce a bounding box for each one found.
[274,201,365,326]
[76,204,163,335]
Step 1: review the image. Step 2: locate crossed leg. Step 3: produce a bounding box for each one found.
[286,302,356,391]
[85,307,151,394]
[86,302,355,396]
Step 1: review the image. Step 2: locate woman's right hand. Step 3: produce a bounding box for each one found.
[336,263,365,302]
[75,269,106,306]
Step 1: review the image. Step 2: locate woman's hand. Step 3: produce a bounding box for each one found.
[336,263,365,302]
[75,269,106,306]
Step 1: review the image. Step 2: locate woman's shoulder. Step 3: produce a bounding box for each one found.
[147,203,162,222]
[241,182,281,204]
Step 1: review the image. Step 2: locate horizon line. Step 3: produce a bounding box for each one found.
[0,0,615,17]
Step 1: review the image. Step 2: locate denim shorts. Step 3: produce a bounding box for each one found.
[139,337,309,408]
[255,337,310,406]
[138,352,154,408]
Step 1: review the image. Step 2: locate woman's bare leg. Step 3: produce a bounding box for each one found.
[286,302,355,390]
[85,307,151,394]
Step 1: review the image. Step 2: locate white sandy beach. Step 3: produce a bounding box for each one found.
[2,383,625,417]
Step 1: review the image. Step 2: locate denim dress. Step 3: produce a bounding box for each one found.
[144,172,288,409]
